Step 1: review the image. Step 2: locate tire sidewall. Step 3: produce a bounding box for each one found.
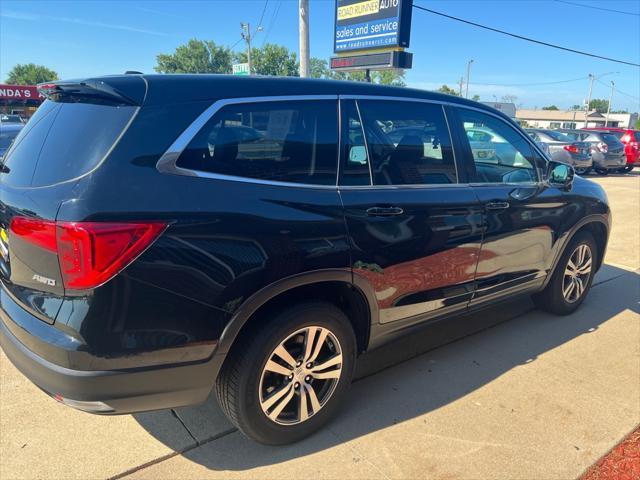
[236,304,356,444]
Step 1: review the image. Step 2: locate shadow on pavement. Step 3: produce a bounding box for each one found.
[134,264,638,471]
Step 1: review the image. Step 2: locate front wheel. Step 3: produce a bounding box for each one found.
[215,302,356,444]
[623,165,634,173]
[574,167,590,175]
[594,168,609,175]
[533,231,598,315]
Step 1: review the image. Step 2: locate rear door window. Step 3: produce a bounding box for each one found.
[176,100,338,185]
[355,100,457,185]
[2,100,136,187]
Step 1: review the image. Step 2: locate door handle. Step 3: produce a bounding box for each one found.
[366,206,404,217]
[485,201,510,211]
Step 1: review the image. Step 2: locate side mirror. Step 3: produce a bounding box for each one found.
[349,145,367,165]
[547,161,574,189]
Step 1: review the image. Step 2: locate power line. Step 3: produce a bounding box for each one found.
[471,76,589,87]
[256,0,269,30]
[262,0,282,45]
[595,78,640,102]
[412,4,640,67]
[553,0,640,17]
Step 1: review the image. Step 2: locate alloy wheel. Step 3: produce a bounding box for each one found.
[259,326,343,425]
[562,244,592,303]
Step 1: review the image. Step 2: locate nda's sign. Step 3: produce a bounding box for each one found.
[0,84,43,100]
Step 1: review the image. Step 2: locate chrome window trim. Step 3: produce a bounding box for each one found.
[156,92,546,190]
[156,94,340,188]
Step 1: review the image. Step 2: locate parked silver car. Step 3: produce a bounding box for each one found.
[525,129,592,175]
[559,129,627,175]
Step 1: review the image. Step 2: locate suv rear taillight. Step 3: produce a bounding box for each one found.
[10,217,166,289]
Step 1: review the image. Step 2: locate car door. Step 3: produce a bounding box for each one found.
[339,98,484,327]
[450,106,558,305]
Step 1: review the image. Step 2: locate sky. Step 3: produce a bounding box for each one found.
[1,0,639,111]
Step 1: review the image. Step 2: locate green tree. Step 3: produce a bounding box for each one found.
[570,104,582,110]
[588,98,609,113]
[636,119,640,130]
[436,85,459,96]
[155,39,232,73]
[5,63,58,85]
[471,94,480,102]
[309,58,330,79]
[542,105,559,110]
[236,44,298,77]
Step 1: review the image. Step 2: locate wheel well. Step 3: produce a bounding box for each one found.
[576,221,608,270]
[231,281,371,354]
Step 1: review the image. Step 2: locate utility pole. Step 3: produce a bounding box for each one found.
[299,0,310,77]
[241,23,262,75]
[605,81,614,127]
[465,59,474,99]
[458,77,464,96]
[584,73,595,128]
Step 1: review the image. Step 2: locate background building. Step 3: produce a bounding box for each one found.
[516,109,638,129]
[0,84,44,120]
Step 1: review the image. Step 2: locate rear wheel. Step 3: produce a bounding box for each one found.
[594,168,609,175]
[574,167,590,175]
[215,302,356,444]
[533,231,598,315]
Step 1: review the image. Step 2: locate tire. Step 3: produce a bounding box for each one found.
[574,167,590,175]
[533,231,598,315]
[215,301,356,445]
[594,168,609,175]
[623,165,634,173]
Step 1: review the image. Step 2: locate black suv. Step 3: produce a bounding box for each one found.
[0,75,610,444]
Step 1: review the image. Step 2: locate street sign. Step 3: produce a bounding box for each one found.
[333,0,413,54]
[232,63,250,76]
[330,51,412,71]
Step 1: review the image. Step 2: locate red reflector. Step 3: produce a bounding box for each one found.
[56,222,167,289]
[563,145,579,154]
[9,217,57,253]
[9,216,166,290]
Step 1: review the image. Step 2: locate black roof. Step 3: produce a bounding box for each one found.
[48,74,510,121]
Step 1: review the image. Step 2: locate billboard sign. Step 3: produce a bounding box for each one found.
[330,51,413,71]
[0,84,44,101]
[334,0,413,53]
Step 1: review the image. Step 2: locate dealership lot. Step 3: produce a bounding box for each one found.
[1,172,638,480]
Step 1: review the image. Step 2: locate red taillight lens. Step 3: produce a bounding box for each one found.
[10,217,57,253]
[563,145,579,154]
[10,217,166,290]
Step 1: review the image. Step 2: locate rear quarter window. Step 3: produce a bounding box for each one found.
[2,100,136,187]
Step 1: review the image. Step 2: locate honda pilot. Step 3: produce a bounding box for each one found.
[0,75,610,444]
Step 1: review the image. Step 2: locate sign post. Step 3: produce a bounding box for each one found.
[232,63,250,76]
[331,0,413,76]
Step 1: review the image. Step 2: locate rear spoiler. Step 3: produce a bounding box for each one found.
[38,77,146,106]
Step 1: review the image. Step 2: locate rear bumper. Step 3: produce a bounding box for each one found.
[0,284,223,414]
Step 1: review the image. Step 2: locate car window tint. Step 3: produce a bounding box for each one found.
[340,101,371,186]
[458,108,538,184]
[176,100,338,185]
[356,100,456,185]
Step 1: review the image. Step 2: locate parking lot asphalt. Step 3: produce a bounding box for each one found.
[1,172,638,480]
